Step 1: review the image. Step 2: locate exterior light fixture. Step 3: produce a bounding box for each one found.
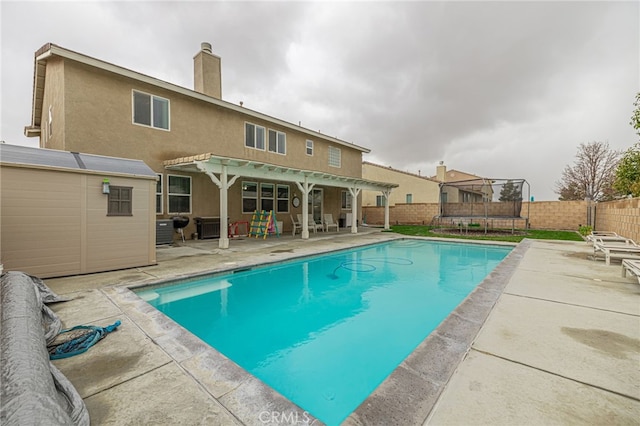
[102,178,110,194]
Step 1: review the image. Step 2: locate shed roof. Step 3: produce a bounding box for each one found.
[0,144,156,178]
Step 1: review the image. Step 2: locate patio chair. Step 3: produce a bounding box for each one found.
[586,231,628,245]
[290,215,302,236]
[621,259,640,284]
[308,214,324,233]
[323,214,339,232]
[593,238,640,265]
[296,214,319,234]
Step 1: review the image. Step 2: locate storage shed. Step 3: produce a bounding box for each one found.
[0,144,157,278]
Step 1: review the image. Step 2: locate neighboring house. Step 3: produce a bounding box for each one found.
[0,143,157,278]
[362,161,488,207]
[24,42,396,248]
[362,161,440,207]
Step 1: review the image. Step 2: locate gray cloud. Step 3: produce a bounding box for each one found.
[1,1,638,200]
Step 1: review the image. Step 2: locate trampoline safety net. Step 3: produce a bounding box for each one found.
[439,178,527,218]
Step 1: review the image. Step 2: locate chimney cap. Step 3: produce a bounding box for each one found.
[201,42,212,53]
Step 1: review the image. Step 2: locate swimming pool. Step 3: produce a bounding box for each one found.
[136,239,512,424]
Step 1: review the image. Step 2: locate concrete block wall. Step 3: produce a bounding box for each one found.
[595,197,640,242]
[522,201,587,230]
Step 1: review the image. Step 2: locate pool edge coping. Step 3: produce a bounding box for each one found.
[103,236,528,425]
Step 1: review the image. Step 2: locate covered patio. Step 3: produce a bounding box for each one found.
[164,153,398,248]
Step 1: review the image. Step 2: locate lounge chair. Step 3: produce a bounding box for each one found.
[593,238,640,265]
[621,259,640,284]
[323,214,339,232]
[586,231,628,245]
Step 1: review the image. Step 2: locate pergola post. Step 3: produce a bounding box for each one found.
[296,178,315,240]
[382,189,391,230]
[197,161,239,249]
[348,186,361,234]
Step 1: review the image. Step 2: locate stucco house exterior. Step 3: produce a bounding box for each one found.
[25,42,396,248]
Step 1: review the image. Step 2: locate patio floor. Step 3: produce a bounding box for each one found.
[42,229,640,425]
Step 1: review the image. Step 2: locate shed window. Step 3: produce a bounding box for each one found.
[108,186,133,216]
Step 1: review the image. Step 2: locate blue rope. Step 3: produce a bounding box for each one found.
[49,320,121,360]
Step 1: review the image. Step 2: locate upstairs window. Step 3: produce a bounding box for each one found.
[268,129,286,154]
[328,146,341,168]
[108,186,133,216]
[133,90,169,130]
[245,123,266,150]
[306,140,313,156]
[406,194,413,204]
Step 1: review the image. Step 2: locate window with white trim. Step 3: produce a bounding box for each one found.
[260,183,274,211]
[406,193,413,204]
[245,123,266,150]
[376,195,386,207]
[242,182,258,213]
[132,90,169,130]
[168,175,191,214]
[277,185,289,213]
[156,174,163,214]
[268,129,286,154]
[328,146,341,168]
[306,140,313,156]
[341,191,352,209]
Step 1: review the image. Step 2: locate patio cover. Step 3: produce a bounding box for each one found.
[164,153,397,248]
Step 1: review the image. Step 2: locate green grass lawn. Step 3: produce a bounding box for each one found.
[387,225,584,243]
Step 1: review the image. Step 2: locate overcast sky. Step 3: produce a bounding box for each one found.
[1,1,638,200]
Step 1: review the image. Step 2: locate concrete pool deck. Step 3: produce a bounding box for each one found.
[43,229,640,425]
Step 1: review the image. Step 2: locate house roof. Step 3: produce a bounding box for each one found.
[25,43,370,154]
[165,153,398,192]
[362,161,439,183]
[0,143,156,178]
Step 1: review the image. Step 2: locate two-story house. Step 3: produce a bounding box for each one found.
[25,42,396,248]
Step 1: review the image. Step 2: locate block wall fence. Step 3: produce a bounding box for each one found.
[361,197,639,242]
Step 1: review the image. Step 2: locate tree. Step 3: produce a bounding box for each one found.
[555,141,620,201]
[498,180,522,201]
[631,92,640,139]
[613,142,640,197]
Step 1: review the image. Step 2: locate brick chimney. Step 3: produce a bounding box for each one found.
[436,161,446,182]
[194,42,221,99]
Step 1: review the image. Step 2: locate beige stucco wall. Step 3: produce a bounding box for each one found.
[36,57,364,237]
[0,164,156,278]
[362,163,440,207]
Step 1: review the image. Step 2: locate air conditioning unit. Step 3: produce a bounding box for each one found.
[156,220,173,245]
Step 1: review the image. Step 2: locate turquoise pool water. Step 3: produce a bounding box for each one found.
[136,239,511,424]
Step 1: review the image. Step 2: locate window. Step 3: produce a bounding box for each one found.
[242,182,258,213]
[441,192,448,203]
[306,140,313,156]
[48,105,53,140]
[268,129,286,154]
[168,175,191,214]
[376,195,386,207]
[245,123,265,150]
[328,146,341,168]
[156,174,163,214]
[108,186,132,216]
[406,194,413,204]
[277,185,289,213]
[341,191,352,210]
[133,91,169,130]
[260,183,274,211]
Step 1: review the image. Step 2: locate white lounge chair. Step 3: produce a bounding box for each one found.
[621,259,640,284]
[323,214,339,232]
[586,231,628,245]
[593,238,640,265]
[296,214,320,234]
[308,214,324,233]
